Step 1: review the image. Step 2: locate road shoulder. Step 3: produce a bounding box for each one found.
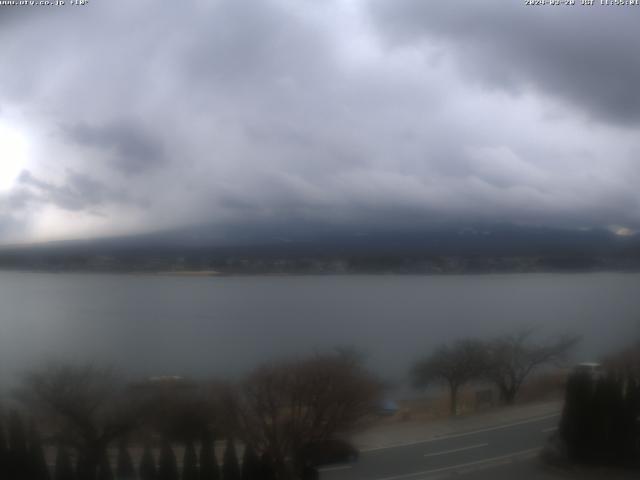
[353,400,562,452]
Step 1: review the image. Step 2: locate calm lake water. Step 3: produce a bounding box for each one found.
[0,271,638,386]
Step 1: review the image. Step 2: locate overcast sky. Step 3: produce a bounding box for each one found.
[0,0,639,244]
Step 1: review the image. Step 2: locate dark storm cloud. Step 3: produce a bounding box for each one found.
[65,121,166,175]
[0,0,639,242]
[369,0,640,124]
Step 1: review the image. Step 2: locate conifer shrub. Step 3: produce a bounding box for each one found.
[222,439,240,480]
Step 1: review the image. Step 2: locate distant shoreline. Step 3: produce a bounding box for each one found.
[1,267,640,277]
[153,270,221,277]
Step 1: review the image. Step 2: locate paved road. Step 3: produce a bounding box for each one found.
[320,413,560,480]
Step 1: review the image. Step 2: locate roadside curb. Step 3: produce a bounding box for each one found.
[354,401,563,452]
[360,413,560,453]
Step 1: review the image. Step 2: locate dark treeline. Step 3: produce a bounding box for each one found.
[2,224,640,275]
[0,350,382,480]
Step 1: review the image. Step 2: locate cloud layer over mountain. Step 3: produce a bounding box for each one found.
[1,0,639,243]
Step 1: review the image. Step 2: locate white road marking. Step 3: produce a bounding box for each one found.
[423,442,488,457]
[373,447,542,480]
[361,412,560,453]
[318,464,353,472]
[542,426,557,433]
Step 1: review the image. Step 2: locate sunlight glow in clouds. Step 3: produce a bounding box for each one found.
[0,123,28,191]
[613,226,635,237]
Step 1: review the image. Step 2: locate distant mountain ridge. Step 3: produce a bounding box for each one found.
[1,223,639,274]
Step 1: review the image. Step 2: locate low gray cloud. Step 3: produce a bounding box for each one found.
[369,0,640,125]
[18,170,136,212]
[0,0,639,242]
[0,214,25,243]
[65,120,166,175]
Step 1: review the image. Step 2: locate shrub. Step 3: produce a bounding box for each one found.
[139,443,157,480]
[53,445,75,480]
[199,431,220,480]
[157,440,179,480]
[116,441,136,480]
[560,369,640,466]
[222,439,240,480]
[28,423,50,480]
[183,439,198,480]
[240,444,260,480]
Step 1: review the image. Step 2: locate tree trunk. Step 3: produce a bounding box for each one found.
[504,390,517,405]
[499,384,517,405]
[450,384,459,416]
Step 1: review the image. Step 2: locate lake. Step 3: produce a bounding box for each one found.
[0,271,638,386]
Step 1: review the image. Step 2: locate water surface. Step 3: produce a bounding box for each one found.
[0,272,638,385]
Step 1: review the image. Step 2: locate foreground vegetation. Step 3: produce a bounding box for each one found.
[0,351,382,480]
[411,329,579,415]
[4,331,637,478]
[558,343,640,468]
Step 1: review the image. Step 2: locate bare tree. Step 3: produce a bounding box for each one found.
[412,339,487,416]
[17,363,146,478]
[484,329,579,404]
[234,351,382,479]
[603,341,640,376]
[135,377,221,443]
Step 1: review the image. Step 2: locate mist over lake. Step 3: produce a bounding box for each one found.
[1,271,638,387]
